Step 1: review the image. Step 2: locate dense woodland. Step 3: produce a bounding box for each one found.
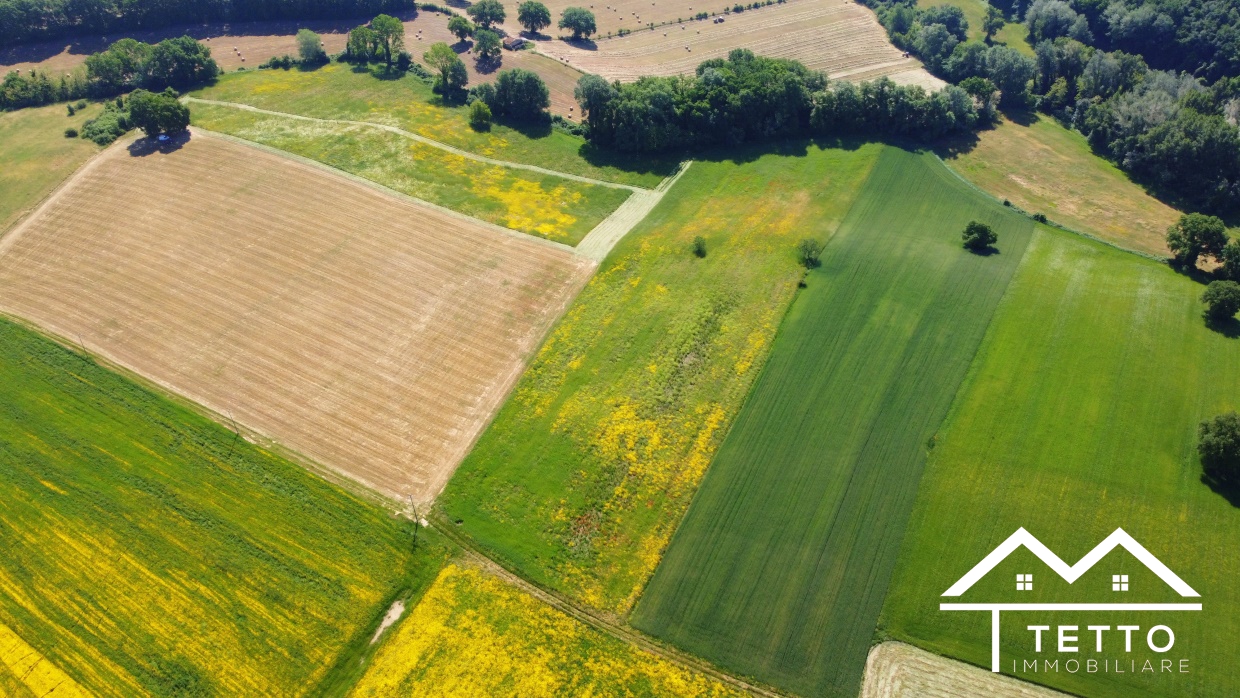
[865,0,1240,212]
[0,0,413,48]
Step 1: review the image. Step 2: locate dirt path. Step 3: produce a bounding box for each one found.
[575,160,691,261]
[860,642,1071,698]
[183,97,647,192]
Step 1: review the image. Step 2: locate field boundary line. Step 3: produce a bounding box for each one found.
[427,515,790,698]
[189,127,582,257]
[929,151,1168,264]
[183,97,649,192]
[575,160,692,261]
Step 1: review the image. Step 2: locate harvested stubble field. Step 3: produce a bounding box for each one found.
[0,132,593,504]
[880,225,1240,698]
[0,101,102,233]
[533,0,943,89]
[0,316,445,696]
[437,141,884,614]
[189,101,630,243]
[860,643,1069,698]
[351,563,744,697]
[191,62,674,186]
[632,148,1033,698]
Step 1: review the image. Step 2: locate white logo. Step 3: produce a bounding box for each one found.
[940,528,1201,672]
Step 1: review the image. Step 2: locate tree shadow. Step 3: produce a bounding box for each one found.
[521,30,550,40]
[560,36,598,50]
[966,245,1000,256]
[998,105,1037,126]
[500,117,552,139]
[474,55,502,74]
[127,130,190,157]
[370,65,407,80]
[1205,316,1240,339]
[453,40,474,54]
[1202,472,1240,507]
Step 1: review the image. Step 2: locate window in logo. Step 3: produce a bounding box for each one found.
[1016,574,1033,591]
[1112,574,1129,591]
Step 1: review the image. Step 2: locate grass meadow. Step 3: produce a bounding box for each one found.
[0,102,102,233]
[0,317,449,697]
[941,114,1180,257]
[630,148,1034,698]
[190,102,631,244]
[191,63,674,187]
[350,564,744,697]
[880,225,1240,698]
[918,0,1033,55]
[435,141,883,614]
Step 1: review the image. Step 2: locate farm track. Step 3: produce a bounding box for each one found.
[429,517,789,698]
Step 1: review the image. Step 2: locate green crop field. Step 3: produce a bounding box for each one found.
[631,148,1035,698]
[435,141,883,614]
[0,102,102,234]
[190,102,631,244]
[190,63,673,187]
[880,226,1240,698]
[0,317,449,697]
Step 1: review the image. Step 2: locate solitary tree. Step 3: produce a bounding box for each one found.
[128,88,190,137]
[962,220,998,251]
[692,236,707,258]
[370,14,406,68]
[424,42,468,95]
[1203,280,1240,322]
[559,7,597,39]
[474,29,502,65]
[296,29,326,64]
[467,0,507,29]
[798,239,822,268]
[1199,412,1240,484]
[518,1,553,34]
[983,4,1006,42]
[448,15,475,43]
[1167,213,1229,269]
[470,99,493,129]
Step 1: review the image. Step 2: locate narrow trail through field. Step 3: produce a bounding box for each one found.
[183,97,646,192]
[429,517,788,698]
[185,97,691,262]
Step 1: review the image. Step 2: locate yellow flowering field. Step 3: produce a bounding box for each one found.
[437,143,884,612]
[351,564,743,697]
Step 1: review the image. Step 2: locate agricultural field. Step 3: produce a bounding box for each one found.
[190,61,673,186]
[940,114,1180,257]
[631,147,1033,698]
[880,226,1240,698]
[436,141,884,614]
[918,0,1033,55]
[351,563,744,697]
[860,642,1069,698]
[0,102,102,233]
[189,102,630,243]
[534,0,944,89]
[0,316,445,696]
[0,131,592,504]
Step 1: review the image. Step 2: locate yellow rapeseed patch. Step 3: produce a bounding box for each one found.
[351,565,744,698]
[0,621,91,698]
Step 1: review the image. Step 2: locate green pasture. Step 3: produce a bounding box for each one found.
[190,102,630,244]
[190,63,672,187]
[0,317,449,697]
[435,141,883,614]
[630,148,1034,697]
[880,226,1240,697]
[0,102,102,234]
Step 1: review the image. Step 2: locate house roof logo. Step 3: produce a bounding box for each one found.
[939,528,1202,672]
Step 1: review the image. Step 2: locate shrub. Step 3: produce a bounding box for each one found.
[81,102,130,145]
[1202,280,1240,322]
[64,127,78,138]
[798,239,822,268]
[67,103,75,116]
[1200,412,1240,483]
[469,100,492,130]
[692,236,707,258]
[962,220,998,250]
[1031,212,1048,223]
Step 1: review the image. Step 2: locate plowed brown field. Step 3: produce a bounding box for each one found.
[861,643,1070,698]
[532,0,944,89]
[0,131,592,504]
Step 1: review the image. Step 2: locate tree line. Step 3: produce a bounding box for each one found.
[864,0,1240,214]
[0,0,414,49]
[572,49,978,153]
